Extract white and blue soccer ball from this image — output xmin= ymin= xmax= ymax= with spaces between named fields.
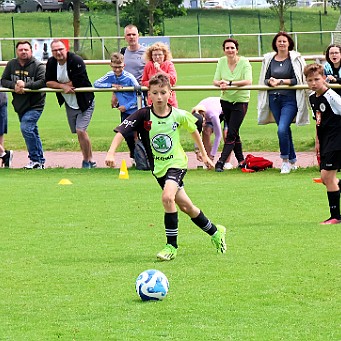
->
xmin=135 ymin=269 xmax=169 ymax=301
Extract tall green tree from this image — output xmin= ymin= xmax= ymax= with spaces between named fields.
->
xmin=73 ymin=0 xmax=81 ymax=52
xmin=267 ymin=0 xmax=297 ymax=31
xmin=120 ymin=0 xmax=186 ymax=36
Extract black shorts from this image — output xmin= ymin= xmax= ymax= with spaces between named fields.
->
xmin=155 ymin=168 xmax=187 ymax=189
xmin=320 ymin=151 xmax=341 ymax=171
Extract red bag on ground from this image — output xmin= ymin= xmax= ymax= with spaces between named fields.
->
xmin=244 ymin=154 xmax=273 ymax=172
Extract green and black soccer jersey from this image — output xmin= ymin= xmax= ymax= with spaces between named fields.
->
xmin=114 ymin=105 xmax=198 ymax=177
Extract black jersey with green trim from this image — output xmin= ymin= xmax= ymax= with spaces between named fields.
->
xmin=309 ymin=88 xmax=341 ymax=154
xmin=114 ymin=105 xmax=198 ymax=177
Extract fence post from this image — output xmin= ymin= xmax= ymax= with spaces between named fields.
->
xmin=319 ymin=11 xmax=323 ymax=45
xmin=48 ymin=16 xmax=52 ymax=37
xmin=258 ymin=12 xmax=262 ymax=55
xmin=228 ymin=12 xmax=232 ymax=36
xmin=89 ymin=16 xmax=93 ymax=52
xmin=290 ymin=11 xmax=293 ymax=32
xmin=197 ymin=13 xmax=202 ymax=58
xmin=11 ymin=16 xmax=15 ymax=58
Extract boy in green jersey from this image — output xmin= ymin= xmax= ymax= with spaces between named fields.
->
xmin=105 ymin=73 xmax=226 ymax=261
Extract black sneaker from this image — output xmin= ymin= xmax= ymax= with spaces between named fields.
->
xmin=215 ymin=161 xmax=224 ymax=172
xmin=82 ymin=160 xmax=97 ymax=168
xmin=2 ymin=150 xmax=13 ymax=168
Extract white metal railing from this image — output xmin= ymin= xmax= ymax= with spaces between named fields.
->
xmin=0 ymin=55 xmax=325 ymax=67
xmin=1 ymin=84 xmax=341 ymax=93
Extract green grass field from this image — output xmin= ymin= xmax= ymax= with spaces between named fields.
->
xmin=1 ymin=8 xmax=340 ymax=341
xmin=1 ymin=168 xmax=340 ymax=340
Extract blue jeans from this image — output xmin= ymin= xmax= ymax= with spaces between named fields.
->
xmin=20 ymin=110 xmax=45 ymax=163
xmin=0 ymin=103 xmax=8 ymax=135
xmin=269 ymin=94 xmax=297 ymax=163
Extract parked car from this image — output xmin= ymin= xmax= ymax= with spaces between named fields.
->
xmin=62 ymin=0 xmax=89 ymax=11
xmin=14 ymin=0 xmax=43 ymax=12
xmin=0 ymin=0 xmax=16 ymax=12
xmin=204 ymin=0 xmax=234 ymax=9
xmin=233 ymin=0 xmax=271 ymax=9
xmin=296 ymin=0 xmax=324 ymax=6
xmin=36 ymin=0 xmax=63 ymax=11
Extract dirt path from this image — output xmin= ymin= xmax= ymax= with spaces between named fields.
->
xmin=8 ymin=151 xmax=318 ymax=169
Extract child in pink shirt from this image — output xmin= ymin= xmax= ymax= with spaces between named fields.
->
xmin=141 ymin=42 xmax=178 ymax=107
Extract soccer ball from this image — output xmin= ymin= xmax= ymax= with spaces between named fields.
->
xmin=135 ymin=269 xmax=169 ymax=301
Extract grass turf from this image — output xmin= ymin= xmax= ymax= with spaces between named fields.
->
xmin=0 ymin=168 xmax=340 ymax=340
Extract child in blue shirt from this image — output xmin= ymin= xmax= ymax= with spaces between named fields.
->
xmin=94 ymin=52 xmax=139 ymax=159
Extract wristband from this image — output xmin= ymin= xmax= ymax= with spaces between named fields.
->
xmin=279 ymin=79 xmax=284 ymax=85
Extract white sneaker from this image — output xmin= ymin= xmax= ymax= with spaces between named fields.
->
xmin=280 ymin=162 xmax=291 ymax=174
xmin=24 ymin=161 xmax=44 ymax=169
xmin=291 ymin=163 xmax=298 ymax=171
xmin=224 ymin=162 xmax=234 ymax=170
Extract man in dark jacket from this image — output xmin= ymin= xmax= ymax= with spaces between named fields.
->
xmin=1 ymin=40 xmax=46 ymax=169
xmin=45 ymin=39 xmax=96 ymax=168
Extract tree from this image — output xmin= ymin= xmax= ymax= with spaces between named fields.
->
xmin=73 ymin=0 xmax=81 ymax=52
xmin=120 ymin=0 xmax=186 ymax=36
xmin=267 ymin=0 xmax=297 ymax=31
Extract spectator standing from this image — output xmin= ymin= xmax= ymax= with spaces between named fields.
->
xmin=258 ymin=31 xmax=309 ymax=174
xmin=304 ymin=63 xmax=341 ymax=225
xmin=118 ymin=24 xmax=146 ymax=107
xmin=141 ymin=42 xmax=178 ymax=107
xmin=0 ymin=92 xmax=13 ymax=167
xmin=105 ymin=73 xmax=226 ymax=261
xmin=213 ymin=38 xmax=252 ymax=172
xmin=94 ymin=52 xmax=139 ymax=161
xmin=324 ymin=44 xmax=341 ymax=96
xmin=1 ymin=40 xmax=45 ymax=169
xmin=45 ymin=39 xmax=96 ymax=169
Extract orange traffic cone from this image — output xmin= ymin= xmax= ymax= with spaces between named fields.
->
xmin=119 ymin=159 xmax=129 ymax=179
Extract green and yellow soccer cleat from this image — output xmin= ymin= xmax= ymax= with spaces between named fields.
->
xmin=156 ymin=244 xmax=177 ymax=261
xmin=211 ymin=225 xmax=227 ymax=254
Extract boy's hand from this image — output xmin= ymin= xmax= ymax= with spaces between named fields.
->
xmin=105 ymin=154 xmax=116 ymax=168
xmin=202 ymin=155 xmax=214 ymax=170
xmin=112 ymin=84 xmax=123 ymax=90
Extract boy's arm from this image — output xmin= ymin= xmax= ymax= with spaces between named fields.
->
xmin=105 ymin=133 xmax=125 ymax=168
xmin=191 ymin=130 xmax=214 ymax=169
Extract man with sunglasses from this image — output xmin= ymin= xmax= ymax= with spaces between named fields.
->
xmin=45 ymin=39 xmax=96 ymax=168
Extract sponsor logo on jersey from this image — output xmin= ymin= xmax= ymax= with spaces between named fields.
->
xmin=319 ymin=103 xmax=326 ymax=112
xmin=120 ymin=119 xmax=136 ymax=128
xmin=151 ymin=134 xmax=172 ymax=154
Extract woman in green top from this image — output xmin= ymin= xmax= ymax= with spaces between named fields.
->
xmin=213 ymin=38 xmax=252 ymax=172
